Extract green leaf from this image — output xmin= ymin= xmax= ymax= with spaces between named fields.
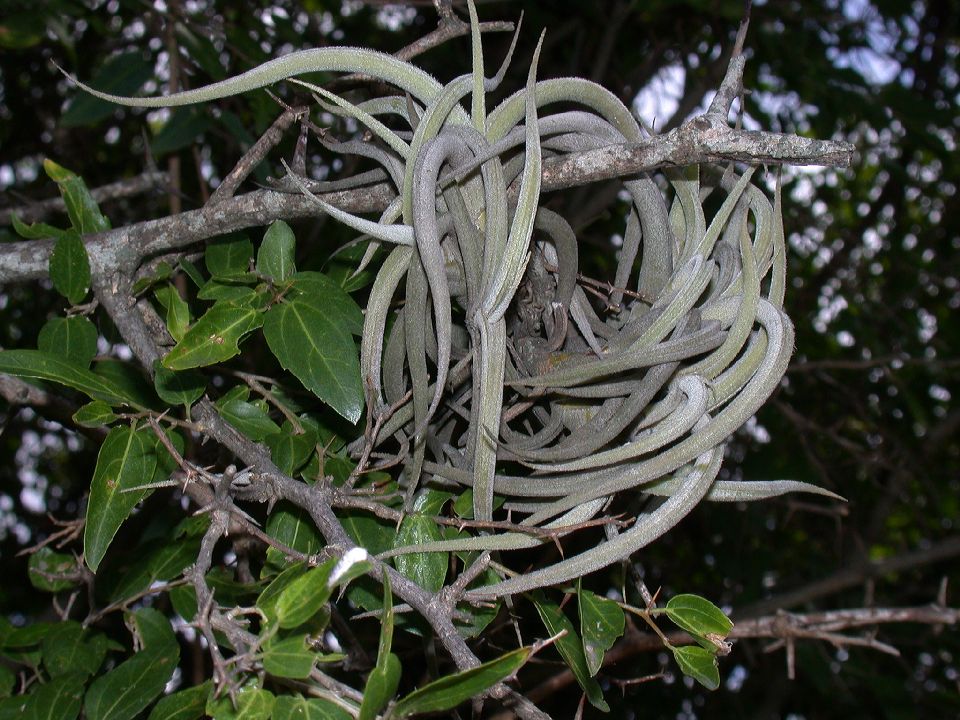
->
xmin=391 ymin=645 xmax=530 ymax=718
xmin=266 ymin=428 xmax=317 ymax=476
xmin=37 ymin=316 xmax=98 ymax=366
xmin=0 ymin=350 xmax=135 ymax=406
xmin=151 ymin=108 xmax=211 ymax=157
xmin=206 ymin=685 xmax=275 ymax=720
xmin=42 ymin=160 xmax=110 ymax=235
xmin=73 ymin=400 xmax=117 ymax=427
xmin=146 ymin=681 xmax=212 ymax=720
xmin=664 ymin=594 xmax=733 ymax=639
xmin=257 ymin=221 xmax=296 ymax=281
xmin=19 ymin=671 xmax=86 ymax=720
xmin=287 ymin=272 xmax=363 ymax=336
xmin=392 ymin=514 xmax=446 ymax=593
xmin=216 ymin=397 xmax=280 ymax=441
xmin=263 ymin=299 xmax=363 ymax=424
xmin=92 ymin=360 xmax=160 ymax=408
xmin=154 ymin=284 xmax=191 ymax=342
xmin=41 ymin=622 xmax=107 ymax=678
xmin=49 ymin=232 xmax=91 ymax=305
xmin=262 ymin=634 xmax=315 ymax=679
xmin=60 ymin=51 xmax=153 ymax=127
xmin=265 ymin=502 xmax=322 ymax=557
xmin=83 ymin=426 xmax=160 ymax=572
xmin=10 ymin=214 xmax=67 ymax=240
xmin=84 ymin=609 xmax=179 ymax=720
xmin=533 ymin=594 xmax=608 ymax=712
xmin=205 ymin=234 xmax=254 ymax=279
xmin=132 ymin=262 xmax=173 ymax=295
xmin=257 ymin=562 xmax=309 ymax=622
xmin=578 ymin=583 xmax=625 ymax=677
xmin=271 ymin=696 xmax=351 ymax=720
xmin=359 ymin=653 xmax=401 ymax=720
xmin=162 ymin=302 xmax=263 ymax=370
xmin=341 ymin=511 xmax=394 ymax=556
xmin=104 ymin=538 xmax=199 ymax=604
xmin=671 ymin=645 xmax=721 ymax=690
xmin=197 ymin=280 xmax=257 ymax=302
xmin=28 ymin=547 xmax=79 ymax=592
xmin=153 ymin=363 xmax=206 ymax=406
xmin=358 ymin=571 xmax=398 ymax=720
xmin=275 ymin=559 xmax=336 ymax=629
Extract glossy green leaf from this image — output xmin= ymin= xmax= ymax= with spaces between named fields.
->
xmin=533 ymin=595 xmax=608 ymax=712
xmin=392 ymin=514 xmax=446 ymax=593
xmin=146 ymin=681 xmax=212 ymax=720
xmin=205 ymin=234 xmax=254 ymax=279
xmin=154 ymin=284 xmax=191 ymax=342
xmin=256 ymin=562 xmax=309 ymax=622
xmin=263 ymin=298 xmax=363 ymax=424
xmin=257 ymin=221 xmax=296 ymax=281
xmin=287 ymin=272 xmax=363 ymax=336
xmin=664 ymin=594 xmax=733 ymax=639
xmin=206 ymin=686 xmax=275 ymax=720
xmin=84 ymin=609 xmax=179 ymax=720
xmin=37 ymin=316 xmax=98 ymax=366
xmin=265 ymin=502 xmax=322 ymax=557
xmin=19 ymin=671 xmax=86 ymax=720
xmin=0 ymin=350 xmax=134 ymax=406
xmin=196 ymin=280 xmax=257 ymax=302
xmin=162 ymin=302 xmax=263 ymax=370
xmin=153 ymin=363 xmax=206 ymax=406
xmin=42 ymin=159 xmax=110 ymax=235
xmin=60 ymin=51 xmax=153 ymax=127
xmin=216 ymin=397 xmax=280 ymax=441
xmin=578 ymin=583 xmax=625 ymax=676
xmin=391 ymin=646 xmax=530 ymax=718
xmin=341 ymin=511 xmax=394 ymax=556
xmin=73 ymin=400 xmax=117 ymax=427
xmin=40 ymin=622 xmax=107 ymax=678
xmin=671 ymin=644 xmax=721 ymax=690
xmin=276 ymin=559 xmax=336 ymax=629
xmin=266 ymin=427 xmax=317 ymax=475
xmin=28 ymin=547 xmax=79 ymax=592
xmin=271 ymin=696 xmax=351 ymax=720
xmin=83 ymin=426 xmax=159 ymax=572
xmin=262 ymin=634 xmax=315 ymax=679
xmin=49 ymin=232 xmax=91 ymax=305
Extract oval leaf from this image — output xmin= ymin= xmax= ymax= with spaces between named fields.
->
xmin=263 ymin=299 xmax=363 ymax=424
xmin=28 ymin=547 xmax=80 ymax=593
xmin=49 ymin=232 xmax=91 ymax=305
xmin=19 ymin=671 xmax=86 ymax=720
xmin=206 ymin=686 xmax=275 ymax=720
xmin=671 ymin=644 xmax=720 ymax=690
xmin=40 ymin=621 xmax=107 ymax=678
xmin=162 ymin=302 xmax=263 ymax=370
xmin=665 ymin=594 xmax=733 ymax=639
xmin=276 ymin=559 xmax=336 ymax=629
xmin=205 ymin=234 xmax=253 ymax=279
xmin=578 ymin=584 xmax=626 ymax=677
xmin=43 ymin=159 xmax=111 ymax=235
xmin=257 ymin=221 xmax=296 ymax=281
xmin=83 ymin=426 xmax=159 ymax=572
xmin=262 ymin=635 xmax=315 ymax=679
xmin=84 ymin=610 xmax=179 ymax=720
xmin=392 ymin=514 xmax=446 ymax=593
xmin=153 ymin=363 xmax=206 ymax=406
xmin=37 ymin=316 xmax=98 ymax=366
xmin=72 ymin=400 xmax=116 ymax=427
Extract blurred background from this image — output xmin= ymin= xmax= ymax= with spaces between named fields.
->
xmin=1 ymin=1 xmax=957 ymax=717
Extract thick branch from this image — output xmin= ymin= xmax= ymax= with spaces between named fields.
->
xmin=0 ymin=118 xmax=853 ymax=285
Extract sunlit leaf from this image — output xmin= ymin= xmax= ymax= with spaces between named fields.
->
xmin=162 ymin=302 xmax=263 ymax=370
xmin=664 ymin=594 xmax=733 ymax=639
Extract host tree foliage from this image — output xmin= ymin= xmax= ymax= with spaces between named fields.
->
xmin=0 ymin=2 xmax=957 ymax=719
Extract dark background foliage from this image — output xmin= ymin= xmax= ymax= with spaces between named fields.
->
xmin=1 ymin=1 xmax=957 ymax=717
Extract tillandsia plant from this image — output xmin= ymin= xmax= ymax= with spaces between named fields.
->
xmin=0 ymin=2 xmax=856 ymax=718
